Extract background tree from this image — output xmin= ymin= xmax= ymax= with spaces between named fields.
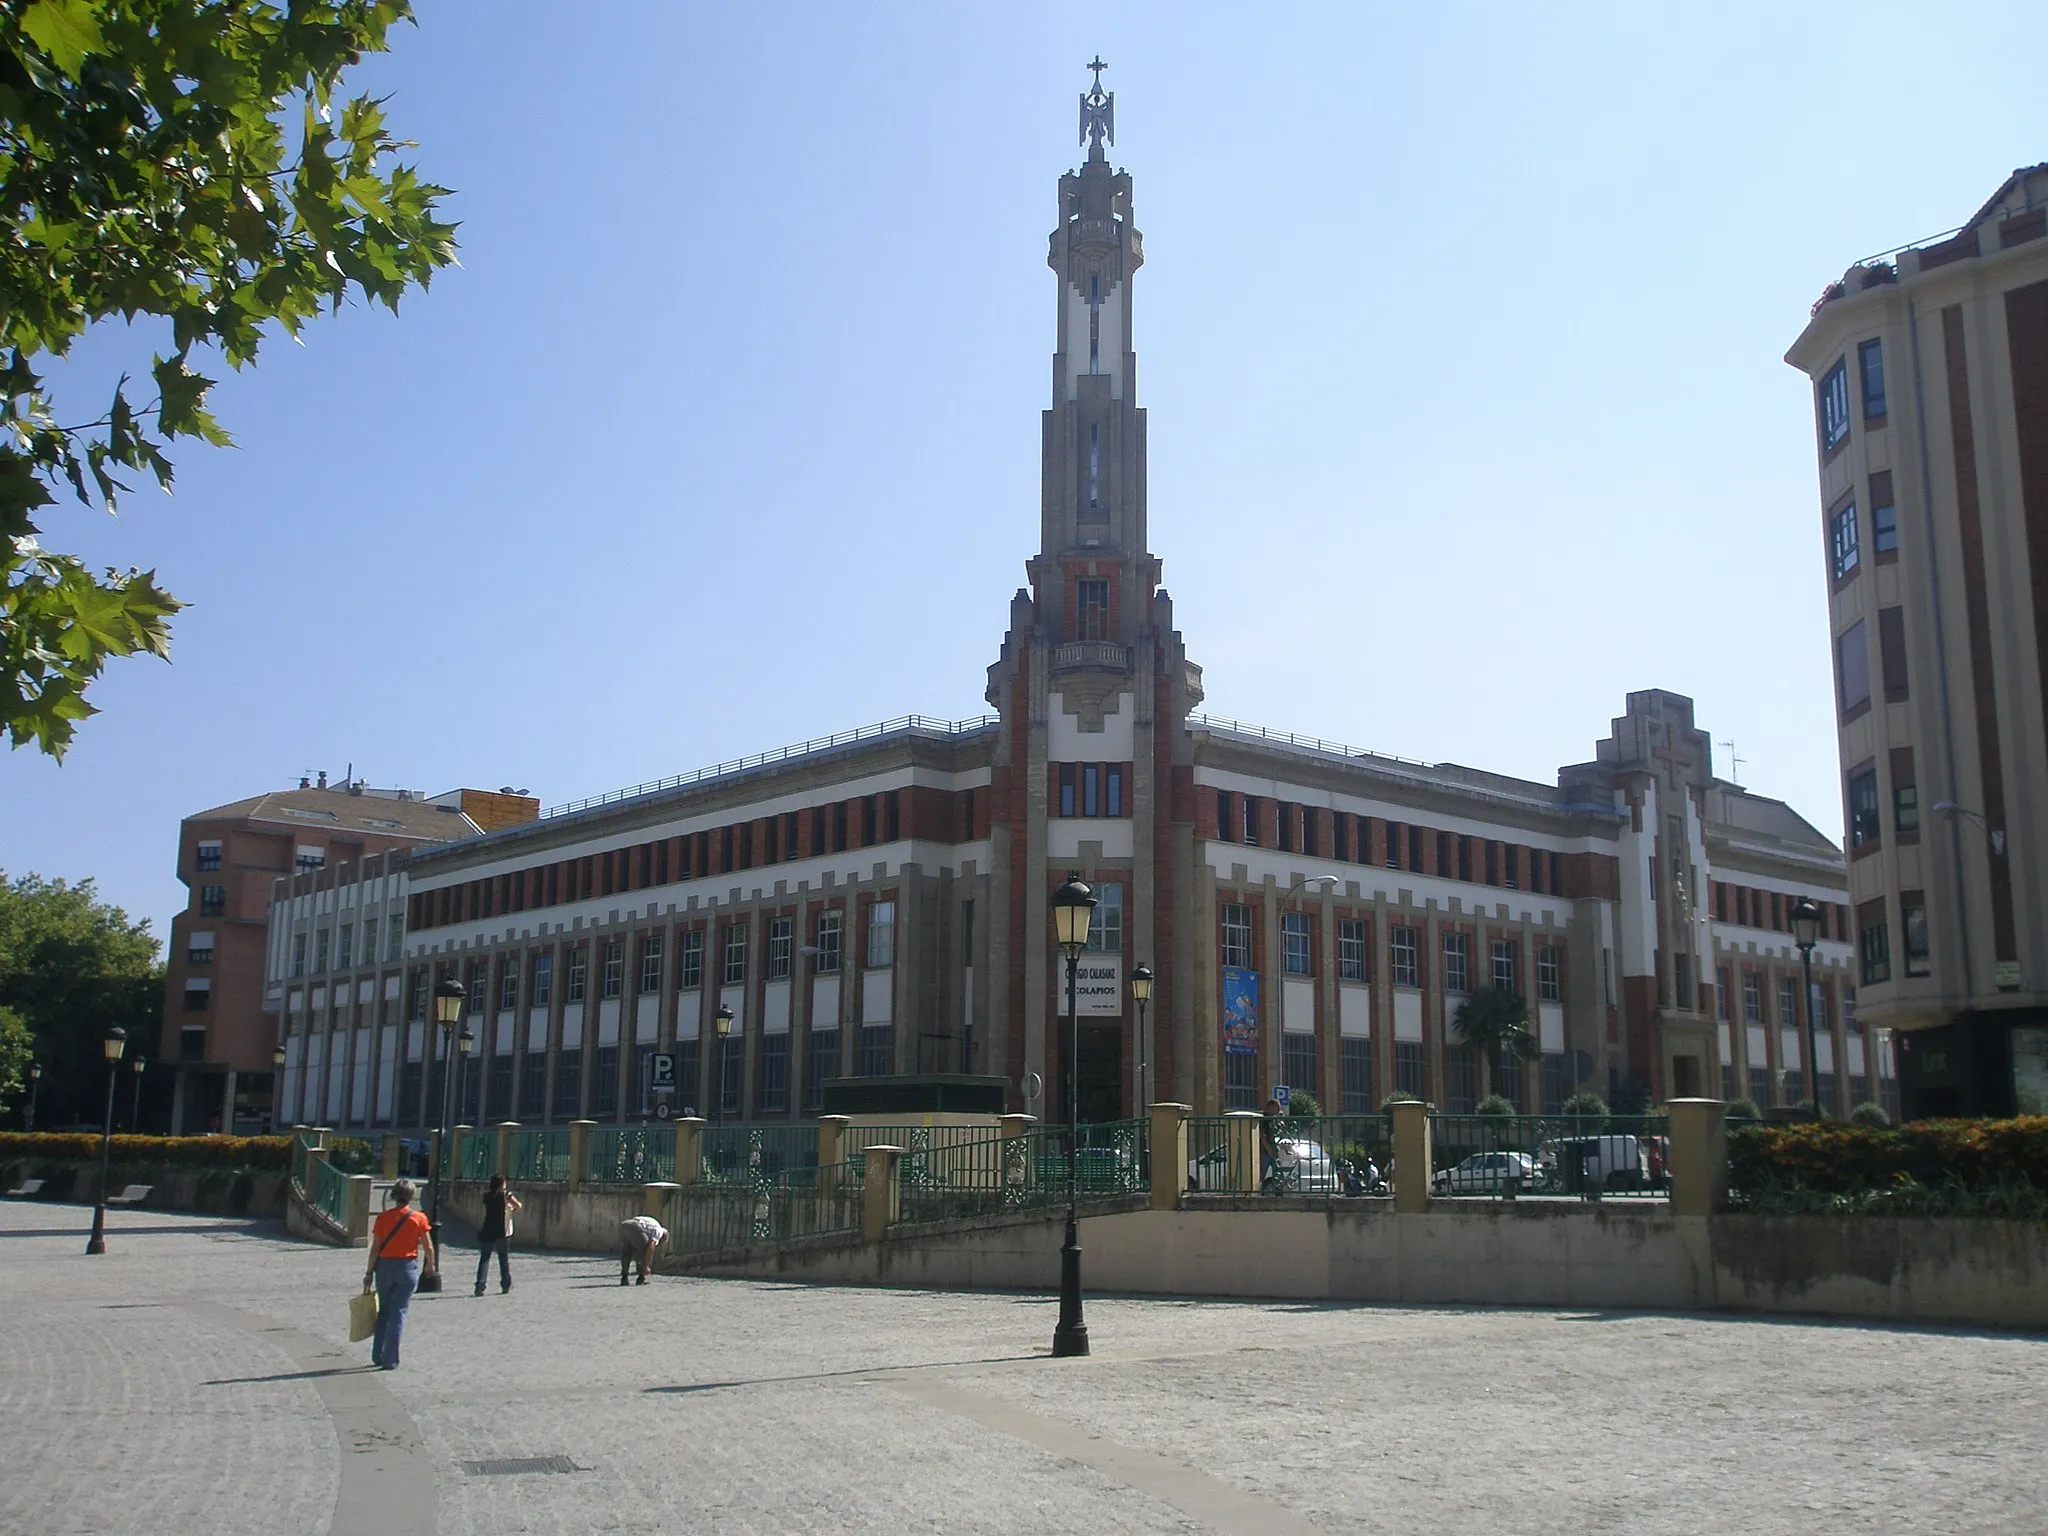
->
xmin=1452 ymin=986 xmax=1540 ymax=1101
xmin=0 ymin=1004 xmax=32 ymax=1120
xmin=0 ymin=872 xmax=163 ymax=1126
xmin=1 ymin=0 xmax=455 ymax=756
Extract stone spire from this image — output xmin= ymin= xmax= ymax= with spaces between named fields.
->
xmin=1079 ymin=56 xmax=1114 ymax=161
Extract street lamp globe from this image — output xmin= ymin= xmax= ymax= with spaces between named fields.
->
xmin=1051 ymin=874 xmax=1097 ymax=957
xmin=714 ymin=1005 xmax=734 ymax=1038
xmin=102 ymin=1026 xmax=127 ymax=1064
xmin=272 ymin=1043 xmax=287 ymax=1070
xmin=457 ymin=1026 xmax=476 ymax=1056
xmin=129 ymin=1056 xmax=145 ymax=1077
xmin=433 ymin=975 xmax=467 ymax=1028
xmin=1128 ymin=963 xmax=1153 ymax=1003
xmin=1789 ymin=898 xmax=1821 ymax=953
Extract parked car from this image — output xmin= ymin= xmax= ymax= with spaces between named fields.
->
xmin=1431 ymin=1150 xmax=1536 ymax=1194
xmin=1187 ymin=1136 xmax=1338 ymax=1194
xmin=1540 ymin=1135 xmax=1651 ymax=1192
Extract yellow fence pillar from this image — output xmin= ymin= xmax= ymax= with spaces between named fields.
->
xmin=862 ymin=1144 xmax=903 ymax=1244
xmin=565 ymin=1120 xmax=595 ymax=1193
xmin=1148 ymin=1103 xmax=1190 ymax=1210
xmin=674 ymin=1117 xmax=705 ymax=1187
xmin=379 ymin=1133 xmax=400 ymax=1180
xmin=1223 ymin=1110 xmax=1262 ymax=1194
xmin=815 ymin=1115 xmax=850 ymax=1199
xmin=643 ymin=1181 xmax=679 ymax=1219
xmin=1391 ymin=1100 xmax=1432 ymax=1213
xmin=494 ymin=1121 xmax=519 ymax=1179
xmin=345 ymin=1173 xmax=373 ymax=1243
xmin=1666 ymin=1098 xmax=1727 ymax=1217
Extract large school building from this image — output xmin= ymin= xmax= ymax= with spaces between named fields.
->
xmin=266 ymin=77 xmax=1876 ymax=1137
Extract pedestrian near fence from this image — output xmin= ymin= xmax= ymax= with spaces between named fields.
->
xmin=474 ymin=1174 xmax=522 ymax=1296
xmin=364 ymin=1180 xmax=435 ymax=1370
xmin=619 ymin=1214 xmax=667 ymax=1285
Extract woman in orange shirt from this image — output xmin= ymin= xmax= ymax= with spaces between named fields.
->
xmin=363 ymin=1180 xmax=436 ymax=1369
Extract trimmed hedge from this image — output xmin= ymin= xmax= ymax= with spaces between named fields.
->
xmin=0 ymin=1133 xmax=290 ymax=1170
xmin=1727 ymin=1117 xmax=2048 ymax=1196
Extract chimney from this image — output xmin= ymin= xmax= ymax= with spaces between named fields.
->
xmin=299 ymin=775 xmax=310 ymax=789
xmin=317 ymin=770 xmax=328 ymax=790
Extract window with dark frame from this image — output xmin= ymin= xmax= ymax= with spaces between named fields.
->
xmin=1836 ymin=619 xmax=1871 ymax=717
xmin=757 ymin=1033 xmax=789 ymax=1114
xmin=767 ymin=917 xmax=793 ymax=981
xmin=1281 ymin=912 xmax=1311 ymax=976
xmin=1818 ymin=356 xmax=1850 ymax=451
xmin=721 ymin=924 xmax=747 ymax=986
xmin=1077 ymin=578 xmax=1109 ymax=642
xmin=814 ymin=910 xmax=842 ymax=974
xmin=639 ymin=935 xmax=663 ymax=994
xmin=1847 ymin=765 xmax=1881 ymax=850
xmin=1878 ymin=607 xmax=1909 ymax=700
xmin=1901 ymin=892 xmax=1930 ymax=977
xmin=531 ymin=952 xmax=552 ymax=1008
xmin=680 ymin=929 xmax=703 ymax=990
xmin=1084 ymin=882 xmax=1123 ymax=953
xmin=1830 ymin=501 xmax=1860 ymax=579
xmin=566 ymin=945 xmax=588 ymax=1003
xmin=1442 ymin=932 xmax=1469 ymax=994
xmin=1858 ymin=900 xmax=1891 ymax=985
xmin=601 ymin=941 xmax=624 ymax=999
xmin=1106 ymin=765 xmax=1124 ymax=817
xmin=866 ymin=901 xmax=895 ymax=969
xmin=200 ymin=884 xmax=226 ymax=916
xmin=1537 ymin=945 xmax=1561 ymax=1002
xmin=1491 ymin=939 xmax=1517 ymax=992
xmin=196 ymin=840 xmax=222 ymax=871
xmin=807 ymin=1027 xmax=837 ymax=1109
xmin=1859 ymin=337 xmax=1886 ymax=419
xmin=1870 ymin=469 xmax=1898 ymax=556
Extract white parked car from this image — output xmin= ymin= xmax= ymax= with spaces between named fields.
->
xmin=1187 ymin=1136 xmax=1338 ymax=1194
xmin=1431 ymin=1151 xmax=1536 ymax=1194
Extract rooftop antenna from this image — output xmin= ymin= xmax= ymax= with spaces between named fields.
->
xmin=1718 ymin=739 xmax=1744 ymax=786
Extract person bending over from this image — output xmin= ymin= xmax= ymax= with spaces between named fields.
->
xmin=619 ymin=1214 xmax=667 ymax=1286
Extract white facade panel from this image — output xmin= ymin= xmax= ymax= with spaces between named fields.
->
xmin=527 ymin=1009 xmax=548 ymax=1053
xmin=675 ymin=992 xmax=701 ymax=1040
xmin=1048 ymin=690 xmax=1134 ymax=761
xmin=597 ymin=998 xmax=621 ymax=1047
xmin=376 ymin=1027 xmax=397 ymax=1121
xmin=1338 ymin=986 xmax=1371 ymax=1038
xmin=861 ymin=970 xmax=893 ymax=1025
xmin=812 ymin=976 xmax=841 ymax=1031
xmin=1539 ymin=1003 xmax=1565 ymax=1053
xmin=1282 ymin=978 xmax=1315 ymax=1033
xmin=763 ymin=981 xmax=791 ymax=1035
xmin=1048 ymin=818 xmax=1136 ymax=860
xmin=350 ymin=1029 xmax=372 ymax=1121
xmin=561 ymin=1003 xmax=584 ymax=1050
xmin=1393 ymin=990 xmax=1423 ymax=1042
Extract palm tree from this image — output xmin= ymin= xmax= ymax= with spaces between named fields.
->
xmin=1453 ymin=986 xmax=1540 ymax=1103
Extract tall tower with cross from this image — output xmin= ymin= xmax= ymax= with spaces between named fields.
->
xmin=983 ymin=65 xmax=1204 ymax=1123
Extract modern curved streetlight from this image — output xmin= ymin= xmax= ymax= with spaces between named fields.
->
xmin=1050 ymin=873 xmax=1097 ymax=1359
xmin=1789 ymin=898 xmax=1822 ymax=1120
xmin=85 ymin=1026 xmax=127 ymax=1254
xmin=1932 ymin=800 xmax=2006 ymax=857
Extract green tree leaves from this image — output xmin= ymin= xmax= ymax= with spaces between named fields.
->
xmin=0 ymin=873 xmax=163 ymax=1126
xmin=1 ymin=0 xmax=456 ymax=756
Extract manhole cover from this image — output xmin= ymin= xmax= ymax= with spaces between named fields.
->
xmin=461 ymin=1456 xmax=588 ymax=1477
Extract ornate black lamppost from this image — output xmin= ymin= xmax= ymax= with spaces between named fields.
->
xmin=1050 ymin=873 xmax=1097 ymax=1359
xmin=1790 ymin=898 xmax=1823 ymax=1120
xmin=85 ymin=1027 xmax=128 ymax=1254
xmin=1128 ymin=963 xmax=1154 ymax=1116
xmin=421 ymin=976 xmax=471 ymax=1293
xmin=128 ymin=1055 xmax=146 ymax=1132
xmin=270 ymin=1043 xmax=287 ymax=1134
xmin=713 ymin=1005 xmax=734 ymax=1128
xmin=25 ymin=1061 xmax=40 ymax=1131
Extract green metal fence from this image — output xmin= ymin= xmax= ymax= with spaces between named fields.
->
xmin=1427 ymin=1113 xmax=1670 ymax=1200
xmin=584 ymin=1125 xmax=675 ymax=1185
xmin=293 ymin=1130 xmax=320 ymax=1188
xmin=459 ymin=1131 xmax=494 ymax=1182
xmin=308 ymin=1153 xmax=351 ymax=1229
xmin=508 ymin=1127 xmax=571 ymax=1182
xmin=663 ymin=1159 xmax=863 ymax=1256
xmin=700 ymin=1124 xmax=818 ymax=1183
xmin=1186 ymin=1114 xmax=1258 ymax=1193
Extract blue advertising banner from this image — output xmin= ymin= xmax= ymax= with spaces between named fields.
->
xmin=1221 ymin=967 xmax=1259 ymax=1056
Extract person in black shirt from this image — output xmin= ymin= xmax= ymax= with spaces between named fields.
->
xmin=474 ymin=1173 xmax=522 ymax=1296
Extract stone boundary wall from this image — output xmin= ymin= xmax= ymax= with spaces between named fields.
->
xmin=444 ymin=1178 xmax=646 ymax=1255
xmin=688 ymin=1201 xmax=2048 ymax=1330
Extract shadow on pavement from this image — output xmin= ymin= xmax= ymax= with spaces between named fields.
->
xmin=204 ymin=1366 xmax=378 ymax=1387
xmin=645 ymin=1352 xmax=1043 ymax=1395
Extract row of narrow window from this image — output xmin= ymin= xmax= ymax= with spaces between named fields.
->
xmin=1215 ymin=903 xmax=1563 ymax=1000
xmin=1213 ymin=790 xmax=1566 ymax=896
xmin=412 ymin=789 xmax=972 ymax=931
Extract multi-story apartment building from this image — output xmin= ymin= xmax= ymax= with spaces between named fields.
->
xmin=267 ymin=77 xmax=1864 ymax=1137
xmin=1787 ymin=164 xmax=2048 ymax=1118
xmin=162 ymin=777 xmax=530 ymax=1133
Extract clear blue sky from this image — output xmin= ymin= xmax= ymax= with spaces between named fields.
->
xmin=5 ymin=2 xmax=2042 ymax=944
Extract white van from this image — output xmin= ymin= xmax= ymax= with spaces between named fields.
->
xmin=1542 ymin=1135 xmax=1649 ymax=1193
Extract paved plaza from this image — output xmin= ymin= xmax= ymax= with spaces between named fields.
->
xmin=1 ymin=1201 xmax=2043 ymax=1535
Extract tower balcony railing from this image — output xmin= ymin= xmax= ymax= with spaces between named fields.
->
xmin=1050 ymin=640 xmax=1132 ymax=675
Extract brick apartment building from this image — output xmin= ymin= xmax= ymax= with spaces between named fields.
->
xmin=1787 ymin=164 xmax=2048 ymax=1117
xmin=264 ymin=77 xmax=1875 ymax=1139
xmin=161 ymin=777 xmax=532 ymax=1133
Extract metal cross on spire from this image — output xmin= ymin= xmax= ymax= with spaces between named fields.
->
xmin=1079 ymin=57 xmax=1114 ymax=157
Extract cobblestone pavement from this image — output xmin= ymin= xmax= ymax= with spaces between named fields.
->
xmin=3 ymin=1201 xmax=2044 ymax=1535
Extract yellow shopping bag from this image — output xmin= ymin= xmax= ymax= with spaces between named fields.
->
xmin=348 ymin=1287 xmax=378 ymax=1343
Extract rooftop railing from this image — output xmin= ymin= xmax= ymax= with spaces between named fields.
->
xmin=541 ymin=714 xmax=1000 ymax=820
